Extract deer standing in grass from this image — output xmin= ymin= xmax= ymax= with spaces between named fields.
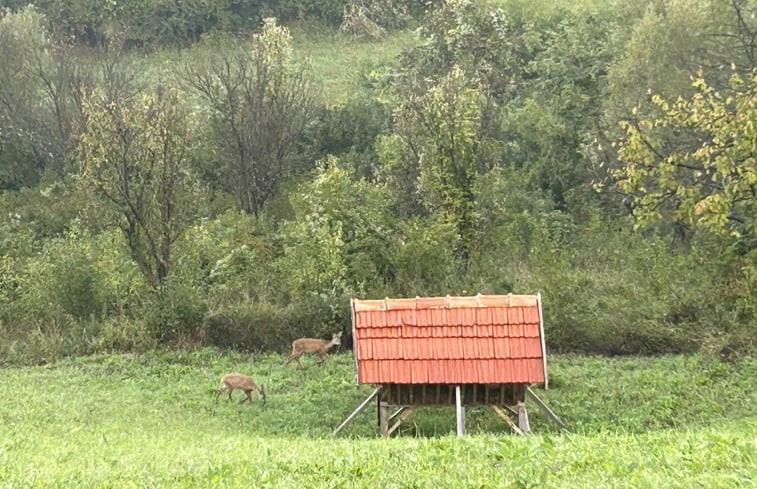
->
xmin=285 ymin=332 xmax=342 ymax=368
xmin=215 ymin=373 xmax=266 ymax=405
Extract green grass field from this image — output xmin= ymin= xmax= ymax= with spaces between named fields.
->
xmin=289 ymin=22 xmax=418 ymax=105
xmin=0 ymin=351 xmax=754 ymax=488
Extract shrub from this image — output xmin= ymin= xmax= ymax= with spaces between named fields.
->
xmin=144 ymin=276 xmax=208 ymax=345
xmin=205 ymin=297 xmax=341 ymax=352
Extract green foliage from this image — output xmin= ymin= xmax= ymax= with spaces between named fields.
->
xmin=145 ymin=275 xmax=208 ymax=344
xmin=0 ymin=225 xmax=150 ymax=364
xmin=531 ymin=220 xmax=737 ymax=355
xmin=275 ymin=160 xmax=396 ymax=306
xmin=78 ymin=86 xmax=200 ymax=285
xmin=501 ymin=8 xmax=619 ymax=208
xmin=401 ymin=0 xmax=523 ymax=101
xmin=615 ymin=72 xmax=757 ymax=245
xmin=302 ymin=95 xmax=389 ymax=179
xmin=381 ymin=65 xmax=494 ymax=262
xmin=205 ymin=301 xmax=292 ymax=352
xmin=4 ymin=0 xmax=355 ymax=47
xmin=274 ymin=0 xmax=351 ymax=25
xmin=392 ymin=217 xmax=461 ymax=296
xmin=4 ymin=224 xmax=146 ymax=323
xmin=180 ymin=19 xmax=318 ymax=216
xmin=2 ymin=0 xmax=756 ymax=361
xmin=0 ymin=6 xmax=49 ymax=190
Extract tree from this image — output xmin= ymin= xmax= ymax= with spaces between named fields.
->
xmin=379 ymin=66 xmax=488 ymax=264
xmin=613 ymin=71 xmax=757 ymax=246
xmin=0 ymin=7 xmax=141 ymax=188
xmin=0 ymin=7 xmax=49 ymax=190
xmin=77 ymin=87 xmax=199 ymax=286
xmin=180 ymin=18 xmax=318 ymax=216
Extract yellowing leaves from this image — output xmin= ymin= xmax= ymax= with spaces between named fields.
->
xmin=613 ymin=71 xmax=757 ymax=241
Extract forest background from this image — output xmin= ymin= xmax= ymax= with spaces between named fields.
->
xmin=0 ymin=0 xmax=754 ymax=365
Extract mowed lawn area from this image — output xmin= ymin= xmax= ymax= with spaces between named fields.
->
xmin=0 ymin=351 xmax=754 ymax=488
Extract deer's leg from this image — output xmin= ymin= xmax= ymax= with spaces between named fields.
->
xmin=215 ymin=387 xmax=225 ymax=402
xmin=227 ymin=388 xmax=234 ymax=402
xmin=240 ymin=390 xmax=252 ymax=404
xmin=285 ymin=352 xmax=298 ymax=366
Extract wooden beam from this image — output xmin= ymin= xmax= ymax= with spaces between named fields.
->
xmin=537 ymin=292 xmax=548 ymax=389
xmin=388 ymin=406 xmax=408 ymax=423
xmin=387 ymin=406 xmax=416 ymax=436
xmin=379 ymin=401 xmax=389 ymax=436
xmin=491 ymin=405 xmax=524 ymax=436
xmin=517 ymin=401 xmax=530 ymax=434
xmin=333 ymin=387 xmax=383 ymax=436
xmin=526 ymin=387 xmax=568 ymax=431
xmin=455 ymin=385 xmax=466 ymax=436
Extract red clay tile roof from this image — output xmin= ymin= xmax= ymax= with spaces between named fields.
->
xmin=351 ymin=294 xmax=547 ymax=385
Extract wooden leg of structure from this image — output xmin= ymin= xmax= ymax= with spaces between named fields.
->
xmin=379 ymin=401 xmax=389 ymax=436
xmin=525 ymin=387 xmax=568 ymax=431
xmin=491 ymin=405 xmax=525 ymax=435
xmin=388 ymin=406 xmax=408 ymax=423
xmin=386 ymin=406 xmax=416 ymax=436
xmin=455 ymin=385 xmax=466 ymax=436
xmin=517 ymin=400 xmax=530 ymax=434
xmin=333 ymin=386 xmax=383 ymax=436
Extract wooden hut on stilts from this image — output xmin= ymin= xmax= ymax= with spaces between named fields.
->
xmin=334 ymin=293 xmax=566 ymax=436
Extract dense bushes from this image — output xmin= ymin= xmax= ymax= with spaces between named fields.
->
xmin=2 ymin=188 xmax=751 ymax=365
xmin=0 ymin=1 xmax=754 ymax=365
xmin=2 ymin=0 xmax=394 ymax=46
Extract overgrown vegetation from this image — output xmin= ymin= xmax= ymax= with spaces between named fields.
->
xmin=0 ymin=0 xmax=755 ymax=365
xmin=0 ymin=351 xmax=753 ymax=487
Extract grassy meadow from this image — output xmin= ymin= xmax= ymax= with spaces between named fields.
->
xmin=0 ymin=350 xmax=754 ymax=488
xmin=289 ymin=23 xmax=418 ymax=105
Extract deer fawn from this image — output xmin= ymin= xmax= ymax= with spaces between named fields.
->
xmin=285 ymin=332 xmax=342 ymax=368
xmin=215 ymin=373 xmax=266 ymax=405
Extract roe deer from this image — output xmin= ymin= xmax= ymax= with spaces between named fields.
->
xmin=215 ymin=373 xmax=266 ymax=405
xmin=285 ymin=332 xmax=342 ymax=368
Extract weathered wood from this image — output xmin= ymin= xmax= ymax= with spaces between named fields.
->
xmin=491 ymin=405 xmax=525 ymax=436
xmin=379 ymin=401 xmax=389 ymax=436
xmin=537 ymin=292 xmax=548 ymax=389
xmin=455 ymin=385 xmax=466 ymax=436
xmin=517 ymin=400 xmax=530 ymax=434
xmin=381 ymin=383 xmax=524 ymax=406
xmin=387 ymin=406 xmax=416 ymax=436
xmin=333 ymin=386 xmax=382 ymax=436
xmin=388 ymin=406 xmax=408 ymax=423
xmin=526 ymin=387 xmax=567 ymax=430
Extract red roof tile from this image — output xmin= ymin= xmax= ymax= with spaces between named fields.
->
xmin=352 ymin=294 xmax=547 ymax=385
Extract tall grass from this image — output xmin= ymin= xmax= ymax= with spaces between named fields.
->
xmin=289 ymin=22 xmax=418 ymax=105
xmin=0 ymin=351 xmax=753 ymax=487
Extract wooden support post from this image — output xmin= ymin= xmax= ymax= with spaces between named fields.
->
xmin=387 ymin=406 xmax=416 ymax=436
xmin=517 ymin=400 xmax=530 ymax=434
xmin=491 ymin=405 xmax=524 ymax=435
xmin=526 ymin=387 xmax=568 ymax=431
xmin=379 ymin=401 xmax=389 ymax=436
xmin=388 ymin=406 xmax=407 ymax=423
xmin=455 ymin=385 xmax=466 ymax=436
xmin=333 ymin=387 xmax=382 ymax=436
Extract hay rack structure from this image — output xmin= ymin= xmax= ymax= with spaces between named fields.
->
xmin=334 ymin=293 xmax=566 ymax=436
